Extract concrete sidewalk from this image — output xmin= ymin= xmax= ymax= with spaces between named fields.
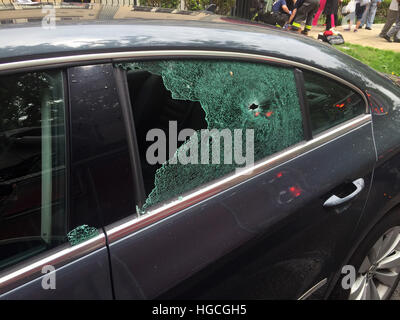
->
xmin=308 ymin=23 xmax=400 ymax=52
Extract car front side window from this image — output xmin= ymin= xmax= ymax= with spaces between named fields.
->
xmin=0 ymin=70 xmax=67 ymax=272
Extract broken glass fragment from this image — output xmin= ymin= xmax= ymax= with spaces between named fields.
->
xmin=67 ymin=225 xmax=99 ymax=246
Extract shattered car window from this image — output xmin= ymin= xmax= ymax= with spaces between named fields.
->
xmin=117 ymin=60 xmax=304 ymax=210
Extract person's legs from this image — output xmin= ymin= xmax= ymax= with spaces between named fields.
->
xmin=258 ymin=11 xmax=276 ymax=25
xmin=326 ymin=13 xmax=332 ymax=30
xmin=342 ymin=12 xmax=355 ymax=30
xmin=303 ymin=0 xmax=320 ymax=34
xmin=380 ymin=9 xmax=398 ymax=36
xmin=395 ymin=29 xmax=400 ymax=42
xmin=387 ymin=16 xmax=400 ymax=40
xmin=292 ymin=3 xmax=308 ymax=31
xmin=341 ymin=12 xmax=349 ymax=25
xmin=360 ymin=2 xmax=371 ymax=27
xmin=355 ymin=3 xmax=367 ymax=30
xmin=276 ymin=12 xmax=290 ymax=27
xmin=312 ymin=0 xmax=327 ymax=25
xmin=350 ymin=11 xmax=355 ymax=25
xmin=348 ymin=12 xmax=353 ymax=30
xmin=366 ymin=0 xmax=378 ymax=28
xmin=330 ymin=14 xmax=336 ymax=28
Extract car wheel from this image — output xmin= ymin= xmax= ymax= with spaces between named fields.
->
xmin=331 ymin=209 xmax=400 ymax=300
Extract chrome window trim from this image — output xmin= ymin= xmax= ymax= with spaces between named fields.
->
xmin=0 ymin=49 xmax=370 ymax=294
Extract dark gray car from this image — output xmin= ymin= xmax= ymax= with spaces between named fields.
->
xmin=0 ymin=3 xmax=400 ymax=300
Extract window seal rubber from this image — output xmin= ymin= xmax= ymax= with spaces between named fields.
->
xmin=113 ymin=66 xmax=146 ymax=209
xmin=294 ymin=68 xmax=313 ymax=141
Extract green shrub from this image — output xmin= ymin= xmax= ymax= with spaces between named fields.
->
xmin=185 ymin=0 xmax=209 ymax=11
xmin=140 ymin=0 xmax=179 ymax=8
xmin=140 ymin=0 xmax=235 ymax=15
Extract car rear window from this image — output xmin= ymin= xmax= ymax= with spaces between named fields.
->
xmin=302 ymin=70 xmax=366 ymax=135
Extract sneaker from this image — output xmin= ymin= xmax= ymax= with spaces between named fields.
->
xmin=354 ymin=28 xmax=358 ymax=32
xmin=394 ymin=39 xmax=400 ymax=43
xmin=366 ymin=27 xmax=372 ymax=30
xmin=384 ymin=35 xmax=393 ymax=42
xmin=330 ymin=28 xmax=338 ymax=34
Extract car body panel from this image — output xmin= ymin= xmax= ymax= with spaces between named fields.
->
xmin=0 ymin=246 xmax=112 ymax=299
xmin=109 ymin=121 xmax=375 ymax=299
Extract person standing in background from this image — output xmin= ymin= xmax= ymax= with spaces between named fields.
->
xmin=351 ymin=0 xmax=369 ymax=31
xmin=324 ymin=0 xmax=341 ymax=30
xmin=379 ymin=0 xmax=399 ymax=37
xmin=342 ymin=0 xmax=356 ymax=30
xmin=312 ymin=0 xmax=327 ymax=25
xmin=384 ymin=1 xmax=400 ymax=42
xmin=385 ymin=18 xmax=400 ymax=42
xmin=360 ymin=0 xmax=382 ymax=30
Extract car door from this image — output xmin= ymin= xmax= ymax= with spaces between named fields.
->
xmin=0 ymin=67 xmax=114 ymax=299
xmin=100 ymin=53 xmax=376 ymax=300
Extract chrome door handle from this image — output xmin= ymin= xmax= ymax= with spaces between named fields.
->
xmin=323 ymin=178 xmax=365 ymax=208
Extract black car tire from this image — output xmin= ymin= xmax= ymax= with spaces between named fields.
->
xmin=331 ymin=207 xmax=400 ymax=300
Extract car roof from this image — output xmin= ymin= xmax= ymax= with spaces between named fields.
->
xmin=0 ymin=3 xmax=392 ymax=92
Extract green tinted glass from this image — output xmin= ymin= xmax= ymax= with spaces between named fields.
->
xmin=119 ymin=60 xmax=304 ymax=210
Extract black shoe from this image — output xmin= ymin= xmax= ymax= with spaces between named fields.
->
xmin=359 ymin=25 xmax=363 ymax=29
xmin=366 ymin=27 xmax=372 ymax=30
xmin=301 ymin=30 xmax=309 ymax=36
xmin=394 ymin=39 xmax=400 ymax=43
xmin=384 ymin=35 xmax=393 ymax=42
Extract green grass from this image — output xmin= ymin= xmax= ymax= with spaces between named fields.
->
xmin=334 ymin=43 xmax=400 ymax=77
